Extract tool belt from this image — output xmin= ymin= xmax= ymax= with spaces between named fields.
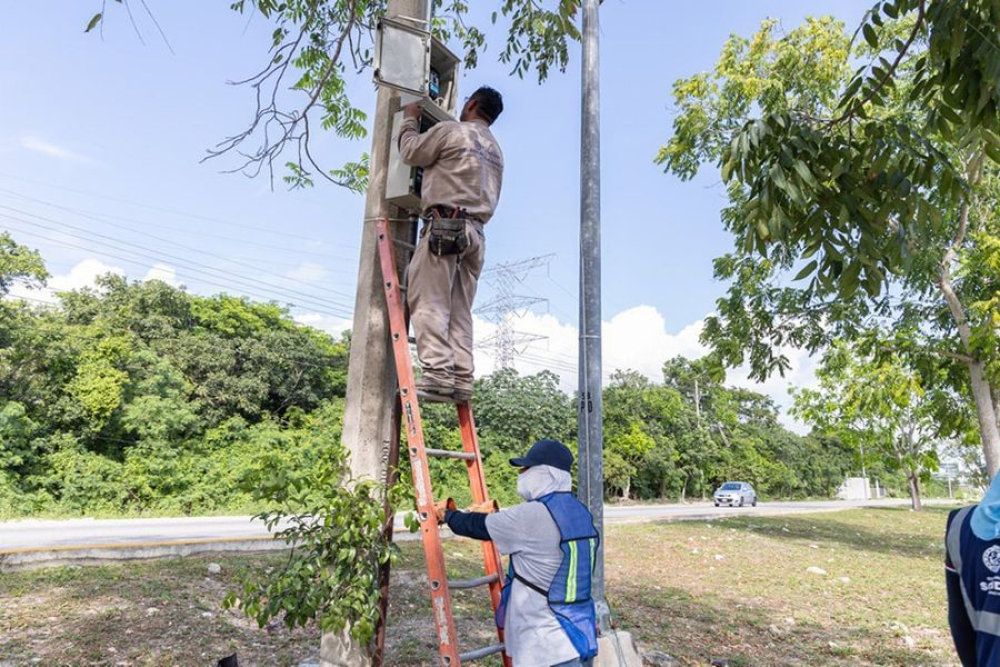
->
xmin=425 ymin=205 xmax=471 ymax=256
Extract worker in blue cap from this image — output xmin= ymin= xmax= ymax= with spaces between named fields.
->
xmin=435 ymin=439 xmax=600 ymax=667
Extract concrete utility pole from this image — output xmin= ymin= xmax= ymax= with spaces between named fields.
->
xmin=320 ymin=1 xmax=428 ymax=665
xmin=577 ymin=0 xmax=607 ymax=621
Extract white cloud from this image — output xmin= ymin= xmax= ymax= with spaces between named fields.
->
xmin=470 ymin=304 xmax=817 ymax=433
xmin=472 ymin=306 xmax=709 ymax=389
xmin=286 ymin=262 xmax=329 ymax=283
xmin=290 ymin=301 xmax=819 ymax=432
xmin=294 ymin=312 xmax=353 ymax=338
xmin=6 ymin=258 xmax=124 ymax=305
xmin=20 ymin=136 xmax=95 ymax=165
xmin=143 ymin=263 xmax=179 ymax=286
xmin=50 ymin=258 xmax=124 ymax=291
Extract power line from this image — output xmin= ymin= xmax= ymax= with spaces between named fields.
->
xmin=1 ymin=211 xmax=357 ymax=317
xmin=0 ymin=172 xmax=360 ymax=248
xmin=0 ymin=204 xmax=357 ymax=311
xmin=1 ymin=220 xmax=354 ymax=321
xmin=0 ymin=192 xmax=359 ymax=299
xmin=0 ymin=186 xmax=361 ymax=273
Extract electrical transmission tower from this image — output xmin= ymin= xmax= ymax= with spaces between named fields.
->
xmin=475 ymin=254 xmax=554 ymax=370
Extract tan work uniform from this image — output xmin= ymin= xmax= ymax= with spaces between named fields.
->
xmin=398 ymin=116 xmax=504 ymax=393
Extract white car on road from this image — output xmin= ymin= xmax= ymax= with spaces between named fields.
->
xmin=714 ymin=482 xmax=758 ymax=507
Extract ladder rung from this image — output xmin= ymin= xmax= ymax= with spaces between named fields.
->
xmin=449 ymin=573 xmax=500 ymax=590
xmin=425 ymin=448 xmax=476 ymax=461
xmin=408 ymin=335 xmax=417 ymax=344
xmin=459 ymin=643 xmax=505 ymax=661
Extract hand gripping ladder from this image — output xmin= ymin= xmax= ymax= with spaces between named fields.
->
xmin=375 ymin=218 xmax=511 ymax=666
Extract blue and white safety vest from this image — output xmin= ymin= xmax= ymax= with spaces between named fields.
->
xmin=947 ymin=506 xmax=1000 ymax=665
xmin=496 ymin=491 xmax=600 ymax=660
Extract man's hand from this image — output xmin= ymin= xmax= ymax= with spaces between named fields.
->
xmin=433 ymin=498 xmax=456 ymax=523
xmin=403 ymin=102 xmax=422 ymax=120
xmin=466 ymin=500 xmax=499 ymax=514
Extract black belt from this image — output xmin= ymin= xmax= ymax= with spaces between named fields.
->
xmin=427 ymin=204 xmax=482 ymax=223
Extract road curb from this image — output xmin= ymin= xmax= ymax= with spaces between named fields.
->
xmin=0 ymin=527 xmax=420 ymax=571
xmin=0 ymin=536 xmax=289 ymax=572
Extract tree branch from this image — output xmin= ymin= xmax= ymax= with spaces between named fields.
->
xmin=937 ymin=150 xmax=986 ymax=349
xmin=829 ymin=0 xmax=926 ymax=126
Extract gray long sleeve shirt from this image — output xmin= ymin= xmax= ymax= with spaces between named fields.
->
xmin=485 ymin=504 xmax=579 ymax=667
xmin=397 ymin=117 xmax=504 ymax=223
xmin=482 ymin=465 xmax=582 ymax=667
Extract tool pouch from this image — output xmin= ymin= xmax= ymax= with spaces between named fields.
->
xmin=427 ymin=218 xmax=469 ymax=256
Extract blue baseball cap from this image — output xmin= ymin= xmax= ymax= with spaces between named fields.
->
xmin=509 ymin=439 xmax=573 ymax=472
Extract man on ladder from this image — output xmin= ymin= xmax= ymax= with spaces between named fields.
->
xmin=436 ymin=439 xmax=600 ymax=667
xmin=398 ymin=86 xmax=505 ymax=404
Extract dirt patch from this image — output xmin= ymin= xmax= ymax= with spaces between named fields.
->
xmin=0 ymin=508 xmax=959 ymax=666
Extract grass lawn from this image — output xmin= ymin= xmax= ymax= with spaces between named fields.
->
xmin=0 ymin=507 xmax=958 ymax=666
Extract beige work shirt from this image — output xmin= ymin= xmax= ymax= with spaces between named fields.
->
xmin=398 ymin=117 xmax=504 ymax=223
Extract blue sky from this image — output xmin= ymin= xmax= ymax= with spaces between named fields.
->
xmin=0 ymin=0 xmax=874 ymax=422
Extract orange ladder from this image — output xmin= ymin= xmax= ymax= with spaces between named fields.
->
xmin=376 ymin=217 xmax=511 ymax=666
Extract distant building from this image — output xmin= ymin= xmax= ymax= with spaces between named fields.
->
xmin=836 ymin=477 xmax=885 ymax=500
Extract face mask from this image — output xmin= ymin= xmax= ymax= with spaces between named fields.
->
xmin=516 ymin=471 xmax=532 ymax=501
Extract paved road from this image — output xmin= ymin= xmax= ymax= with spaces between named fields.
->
xmin=0 ymin=499 xmax=926 ymax=553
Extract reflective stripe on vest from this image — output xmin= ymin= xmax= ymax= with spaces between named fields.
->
xmin=945 ymin=506 xmax=1000 ymax=635
xmin=537 ymin=492 xmax=600 ymax=659
xmin=566 ymin=541 xmax=579 ymax=603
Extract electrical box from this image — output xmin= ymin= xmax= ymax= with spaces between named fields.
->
xmin=374 ymin=17 xmax=461 ymax=117
xmin=385 ymin=109 xmax=433 ymax=210
xmin=375 ymin=17 xmax=462 ymax=210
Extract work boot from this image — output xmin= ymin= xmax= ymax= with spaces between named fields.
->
xmin=416 ymin=382 xmax=455 ymax=403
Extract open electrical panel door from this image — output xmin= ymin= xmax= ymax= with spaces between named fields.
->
xmin=374 ymin=17 xmax=461 ymax=119
xmin=374 ymin=18 xmax=432 ymax=98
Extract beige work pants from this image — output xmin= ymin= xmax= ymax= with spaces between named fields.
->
xmin=407 ymin=219 xmax=485 ymax=392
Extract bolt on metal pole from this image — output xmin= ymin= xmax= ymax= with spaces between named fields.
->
xmin=578 ymin=0 xmax=607 ymax=624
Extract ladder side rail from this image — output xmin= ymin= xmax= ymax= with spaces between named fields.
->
xmin=376 ymin=219 xmax=461 ymax=666
xmin=373 ymin=393 xmax=403 ymax=664
xmin=457 ymin=403 xmax=511 ymax=667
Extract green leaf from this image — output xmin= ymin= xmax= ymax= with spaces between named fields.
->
xmin=721 ymin=156 xmax=735 ymax=183
xmin=939 ymin=104 xmax=963 ymax=126
xmin=862 ymin=23 xmax=879 ymax=49
xmin=985 ymin=142 xmax=1000 ymax=166
xmin=85 ymin=13 xmax=103 ymax=33
xmin=840 ymin=260 xmax=862 ymax=298
xmin=793 ymin=260 xmax=818 ymax=281
xmin=793 ymin=160 xmax=819 ymax=190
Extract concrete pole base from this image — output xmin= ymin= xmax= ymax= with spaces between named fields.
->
xmin=595 ymin=630 xmax=643 ymax=667
xmin=320 ymin=626 xmax=371 ymax=667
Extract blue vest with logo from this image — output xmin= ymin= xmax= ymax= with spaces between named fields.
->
xmin=947 ymin=506 xmax=1000 ymax=665
xmin=495 ymin=491 xmax=600 ymax=659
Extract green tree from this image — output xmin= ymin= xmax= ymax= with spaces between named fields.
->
xmin=471 ymin=368 xmax=575 ymax=451
xmin=0 ymin=232 xmax=47 ymax=298
xmin=660 ymin=3 xmax=1000 ymax=476
xmin=793 ymin=343 xmax=941 ymax=510
xmin=0 ymin=240 xmax=354 ymax=517
xmin=604 ymin=370 xmax=680 ymax=499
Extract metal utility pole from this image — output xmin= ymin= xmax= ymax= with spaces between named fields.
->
xmin=577 ymin=0 xmax=607 ymax=621
xmin=321 ymin=1 xmax=428 ymax=665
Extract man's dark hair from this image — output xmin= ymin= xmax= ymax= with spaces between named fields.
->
xmin=470 ymin=86 xmax=503 ymax=123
